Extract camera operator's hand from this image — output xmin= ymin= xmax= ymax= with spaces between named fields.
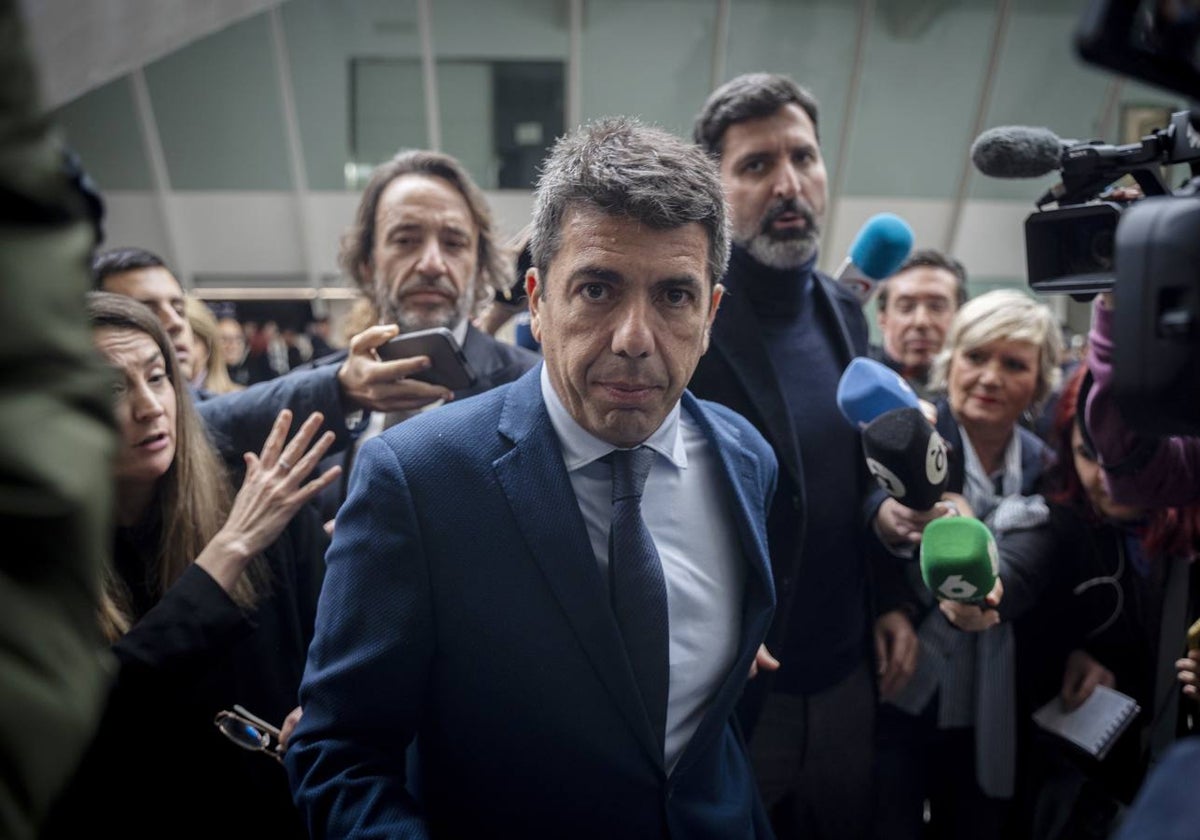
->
xmin=1176 ymin=649 xmax=1200 ymax=702
xmin=1101 ymin=185 xmax=1143 ymax=203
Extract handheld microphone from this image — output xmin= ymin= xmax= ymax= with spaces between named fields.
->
xmin=836 ymin=357 xmax=920 ymax=428
xmin=920 ymin=517 xmax=998 ymax=603
xmin=834 ymin=213 xmax=914 ymax=304
xmin=861 ymin=406 xmax=949 ymax=512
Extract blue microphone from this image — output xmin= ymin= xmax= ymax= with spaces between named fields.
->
xmin=834 ymin=213 xmax=915 ymax=304
xmin=837 ymin=356 xmax=920 ymax=428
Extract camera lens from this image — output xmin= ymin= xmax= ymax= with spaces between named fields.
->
xmin=1088 ymin=227 xmax=1115 ymax=270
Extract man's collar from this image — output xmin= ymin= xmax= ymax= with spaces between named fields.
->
xmin=539 ymin=365 xmax=687 ymax=471
xmin=450 ymin=317 xmax=469 ymax=346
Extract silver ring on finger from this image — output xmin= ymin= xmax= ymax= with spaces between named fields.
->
xmin=278 ymin=458 xmax=293 ymax=472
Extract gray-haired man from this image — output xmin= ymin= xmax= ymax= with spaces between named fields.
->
xmin=288 ymin=117 xmax=779 ymax=839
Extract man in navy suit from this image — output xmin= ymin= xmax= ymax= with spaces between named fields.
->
xmin=287 ymin=117 xmax=779 ymax=839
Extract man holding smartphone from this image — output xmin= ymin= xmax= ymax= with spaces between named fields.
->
xmin=288 ymin=118 xmax=778 ymax=839
xmin=316 ymin=150 xmax=538 ymax=516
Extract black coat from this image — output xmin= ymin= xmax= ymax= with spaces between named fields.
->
xmin=43 ymin=505 xmax=328 ymax=839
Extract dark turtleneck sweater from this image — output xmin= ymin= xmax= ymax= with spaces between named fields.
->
xmin=726 ymin=246 xmax=867 ymax=694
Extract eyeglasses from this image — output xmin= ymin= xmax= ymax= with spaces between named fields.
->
xmin=214 ymin=704 xmax=283 ymax=763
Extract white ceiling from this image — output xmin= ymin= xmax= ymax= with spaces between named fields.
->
xmin=19 ymin=0 xmax=284 ymax=108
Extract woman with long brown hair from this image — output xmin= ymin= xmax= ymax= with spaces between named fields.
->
xmin=45 ymin=292 xmax=339 ymax=839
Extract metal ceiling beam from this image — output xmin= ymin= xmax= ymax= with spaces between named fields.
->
xmin=267 ymin=6 xmax=320 ymax=292
xmin=824 ymin=0 xmax=874 ymax=270
xmin=711 ymin=0 xmax=731 ymax=93
xmin=128 ymin=68 xmax=188 ymax=286
xmin=568 ymin=0 xmax=583 ymax=131
xmin=942 ymin=0 xmax=1012 ymax=257
xmin=417 ymin=0 xmax=442 ymax=151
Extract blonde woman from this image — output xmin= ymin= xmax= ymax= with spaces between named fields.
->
xmin=185 ymin=296 xmax=242 ymax=395
xmin=874 ymin=289 xmax=1063 ymax=840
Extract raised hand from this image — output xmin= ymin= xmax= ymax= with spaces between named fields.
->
xmin=196 ymin=409 xmax=341 ymax=592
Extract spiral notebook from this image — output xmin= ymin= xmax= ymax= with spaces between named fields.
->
xmin=1032 ymin=685 xmax=1140 ymax=761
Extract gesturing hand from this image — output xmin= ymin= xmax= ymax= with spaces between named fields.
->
xmin=196 ymin=410 xmax=341 ymax=592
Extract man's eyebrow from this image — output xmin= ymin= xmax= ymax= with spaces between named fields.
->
xmin=733 ymin=150 xmax=769 ymax=167
xmin=383 ymin=221 xmax=424 ymax=234
xmin=655 ymin=275 xmax=703 ymax=288
xmin=567 ymin=266 xmax=625 ymax=285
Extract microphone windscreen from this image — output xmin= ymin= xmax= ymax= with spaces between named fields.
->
xmin=837 ymin=357 xmax=920 ymax=428
xmin=862 ymin=406 xmax=949 ymax=511
xmin=920 ymin=517 xmax=998 ymax=603
xmin=970 ymin=126 xmax=1064 ymax=178
xmin=848 ymin=213 xmax=914 ymax=280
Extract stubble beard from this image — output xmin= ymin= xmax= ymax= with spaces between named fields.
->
xmin=374 ymin=271 xmax=474 ymax=333
xmin=738 ymin=199 xmax=821 ymax=270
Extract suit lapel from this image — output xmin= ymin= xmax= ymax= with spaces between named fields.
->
xmin=709 ymin=288 xmax=804 ymax=489
xmin=492 ymin=369 xmax=664 ymax=770
xmin=671 ymin=393 xmax=775 ymax=777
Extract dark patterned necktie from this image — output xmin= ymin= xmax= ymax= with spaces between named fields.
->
xmin=607 ymin=446 xmax=670 ymax=754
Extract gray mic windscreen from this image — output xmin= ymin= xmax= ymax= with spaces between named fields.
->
xmin=971 ymin=126 xmax=1064 ymax=178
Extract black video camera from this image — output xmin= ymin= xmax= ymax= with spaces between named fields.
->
xmin=1073 ymin=0 xmax=1200 ymax=434
xmin=1022 ymin=108 xmax=1200 ymax=297
xmin=971 ymin=0 xmax=1200 ymax=433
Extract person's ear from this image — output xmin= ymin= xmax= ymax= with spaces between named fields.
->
xmin=527 ymin=268 xmax=544 ymax=344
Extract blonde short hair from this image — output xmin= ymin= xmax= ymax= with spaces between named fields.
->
xmin=929 ymin=288 xmax=1063 ymax=408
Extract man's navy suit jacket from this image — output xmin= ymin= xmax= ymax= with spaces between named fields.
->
xmin=287 ymin=365 xmax=779 ymax=839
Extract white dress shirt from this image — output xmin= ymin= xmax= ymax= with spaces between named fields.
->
xmin=540 ymin=366 xmax=745 ymax=773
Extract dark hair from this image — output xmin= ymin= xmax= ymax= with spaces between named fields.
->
xmin=530 ymin=117 xmax=730 ymax=291
xmin=92 ymin=247 xmax=171 ymax=290
xmin=693 ymin=73 xmax=821 ymax=158
xmin=876 ymin=248 xmax=969 ymax=310
xmin=339 ymin=150 xmax=505 ymax=313
xmin=86 ymin=292 xmax=267 ymax=638
xmin=1045 ymin=365 xmax=1200 ymax=560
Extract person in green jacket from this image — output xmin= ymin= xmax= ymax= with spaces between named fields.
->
xmin=0 ymin=2 xmax=118 ymax=837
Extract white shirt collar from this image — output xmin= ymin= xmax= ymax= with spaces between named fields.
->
xmin=450 ymin=317 xmax=469 ymax=348
xmin=539 ymin=364 xmax=687 ymax=472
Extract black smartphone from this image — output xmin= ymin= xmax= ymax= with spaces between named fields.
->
xmin=377 ymin=327 xmax=476 ymax=391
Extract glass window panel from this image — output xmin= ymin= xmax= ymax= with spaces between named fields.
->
xmin=724 ymin=0 xmax=861 ymax=199
xmin=350 ymin=58 xmax=429 ymax=174
xmin=53 ymin=77 xmax=154 ymax=191
xmin=283 ymin=0 xmax=423 ymax=190
xmin=144 ymin=14 xmax=291 ymax=190
xmin=843 ymin=2 xmax=998 ymax=199
xmin=581 ymin=0 xmax=719 ymax=139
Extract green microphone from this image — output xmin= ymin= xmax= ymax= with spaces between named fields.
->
xmin=920 ymin=517 xmax=998 ymax=603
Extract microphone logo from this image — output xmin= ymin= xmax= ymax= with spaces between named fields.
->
xmin=925 ymin=432 xmax=948 ymax=485
xmin=866 ymin=457 xmax=906 ymax=498
xmin=937 ymin=574 xmax=979 ymax=600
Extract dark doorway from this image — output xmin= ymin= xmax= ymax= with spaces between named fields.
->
xmin=494 ymin=61 xmax=564 ymax=189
